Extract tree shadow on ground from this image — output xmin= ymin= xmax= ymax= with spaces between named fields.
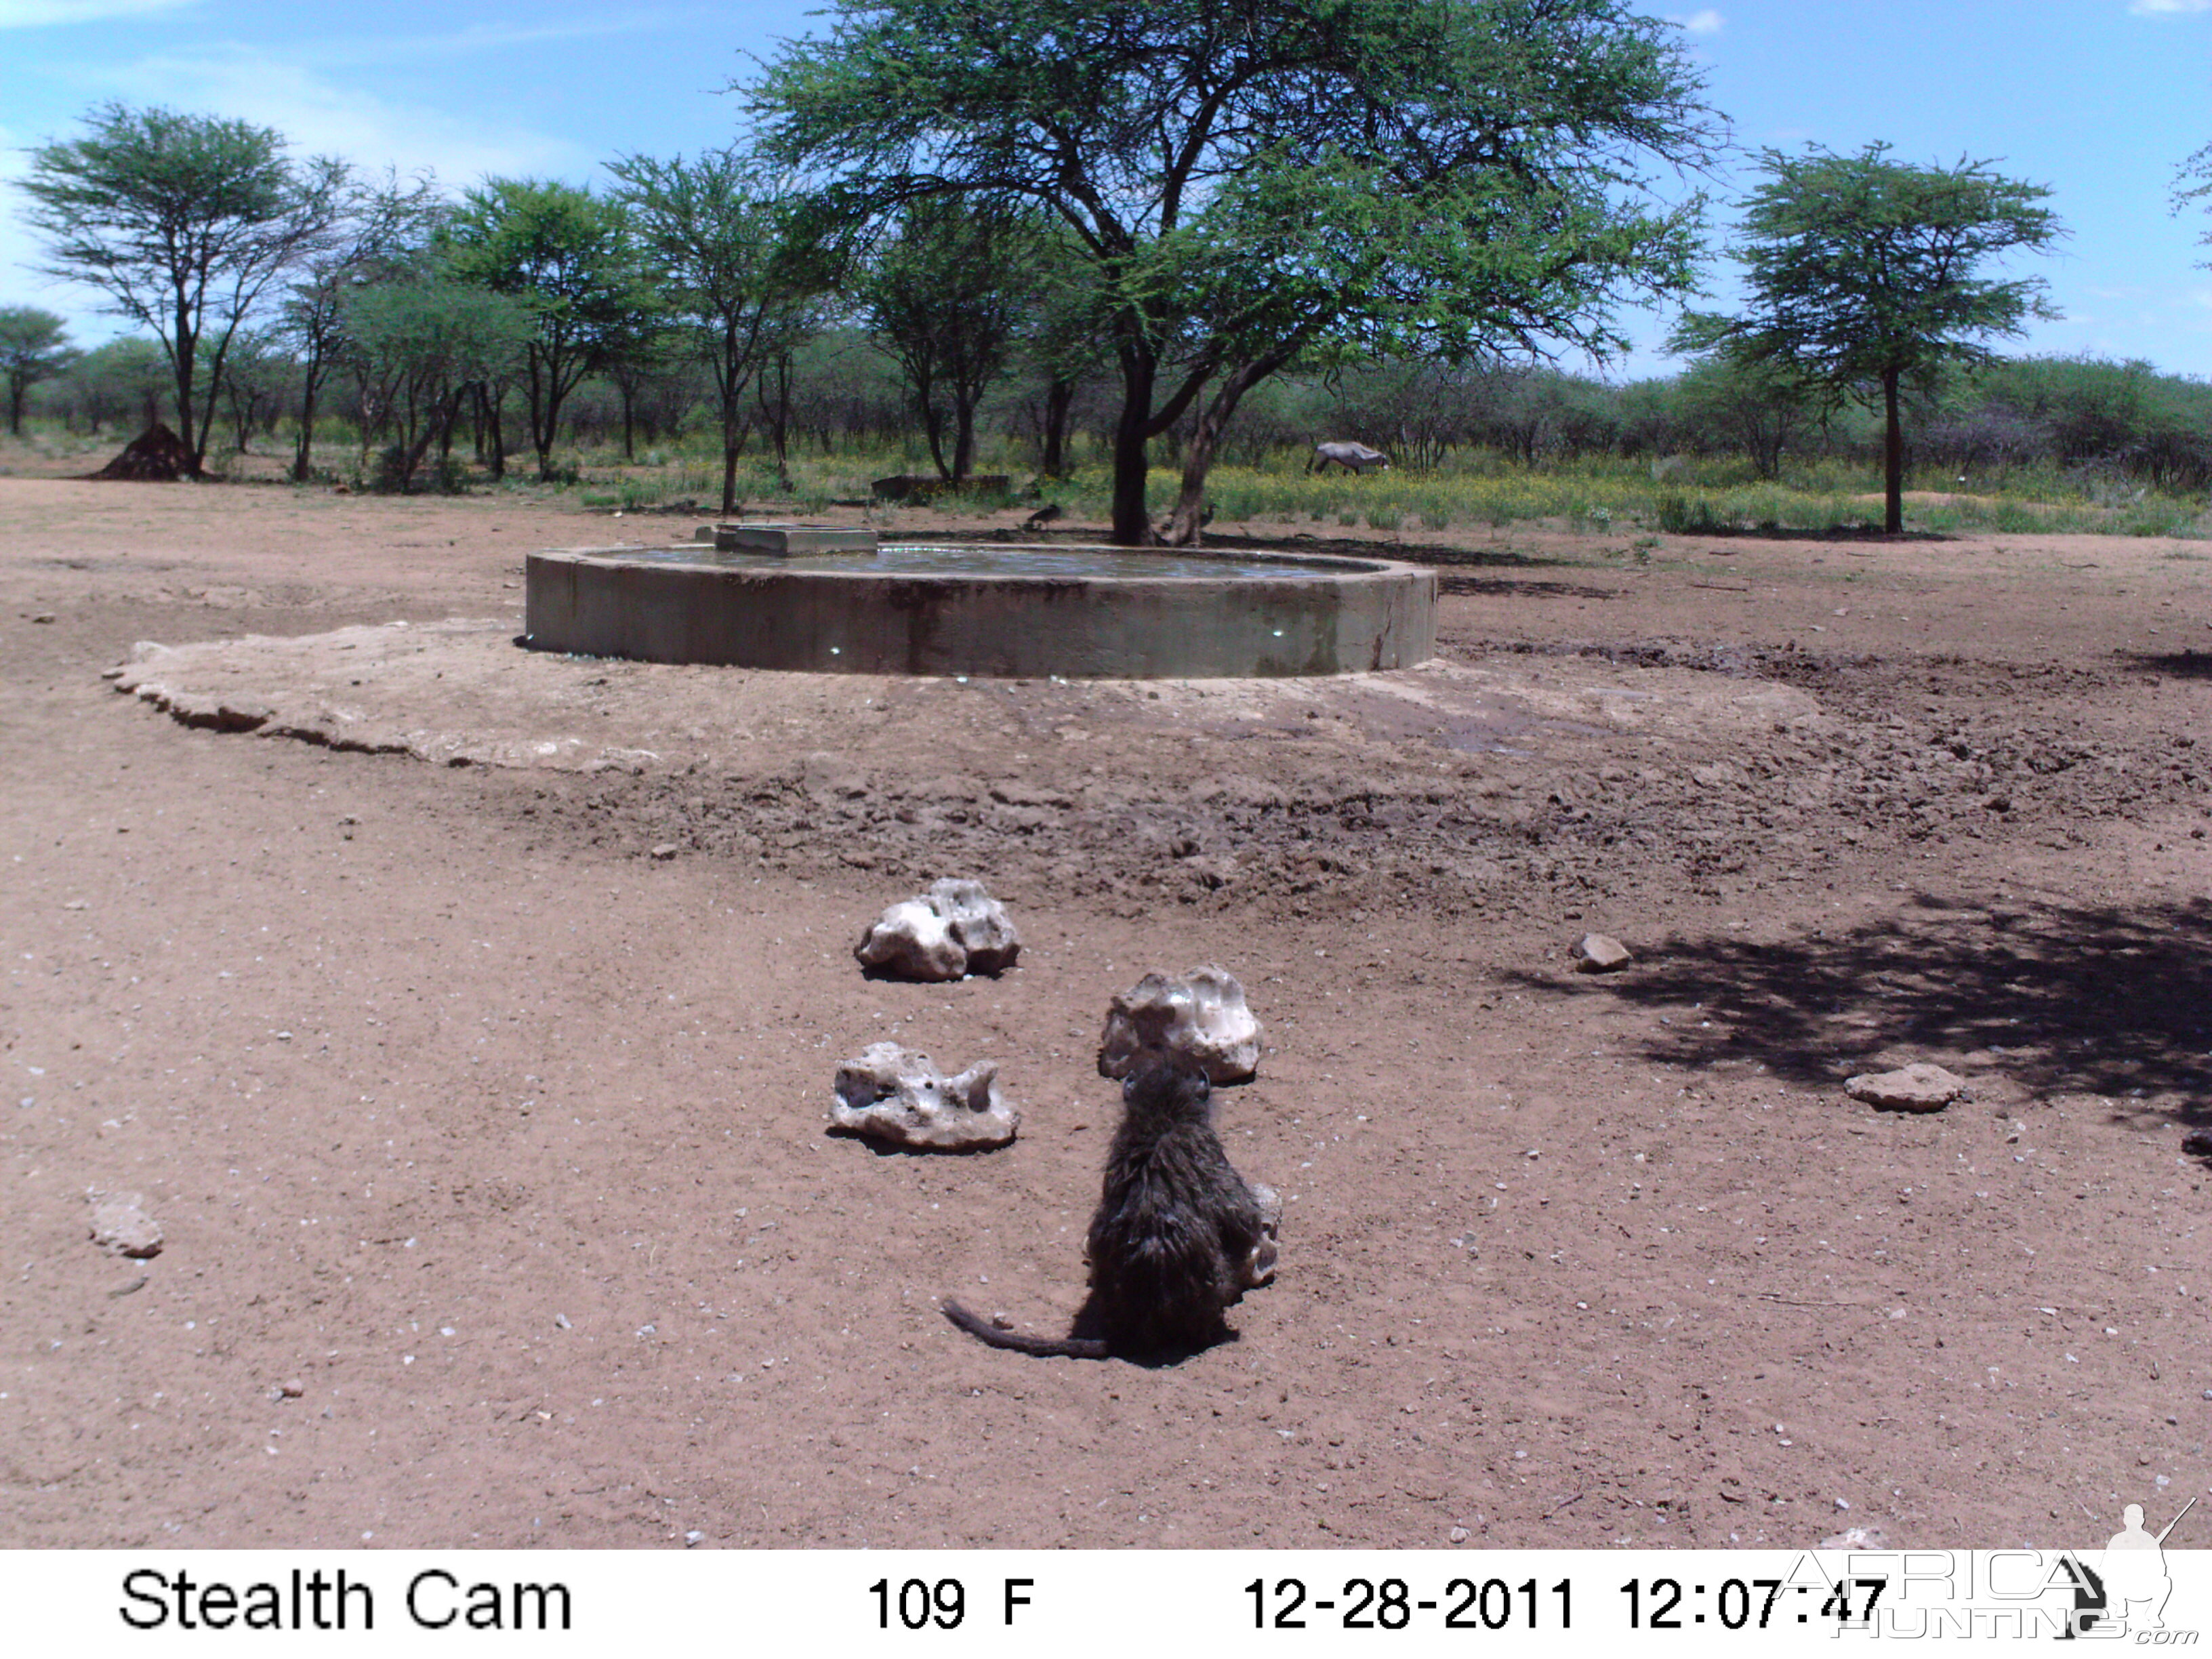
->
xmin=2114 ymin=648 xmax=2212 ymax=680
xmin=1436 ymin=573 xmax=1620 ymax=600
xmin=1667 ymin=523 xmax=1953 ymax=543
xmin=1193 ymin=529 xmax=1586 ymax=571
xmin=1511 ymin=895 xmax=2212 ymax=1130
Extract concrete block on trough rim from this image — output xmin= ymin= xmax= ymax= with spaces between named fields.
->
xmin=712 ymin=524 xmax=878 ymax=556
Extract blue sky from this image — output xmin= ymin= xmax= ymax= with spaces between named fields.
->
xmin=4 ymin=0 xmax=2211 ymax=381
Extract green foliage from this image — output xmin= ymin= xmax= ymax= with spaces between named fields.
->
xmin=1668 ymin=351 xmax=1813 ymax=479
xmin=751 ymin=0 xmax=1720 ymax=542
xmin=0 ymin=306 xmax=75 ymax=436
xmin=281 ymin=168 xmax=445 ymax=480
xmin=1686 ymin=144 xmax=2062 ymax=387
xmin=863 ymin=199 xmax=1042 ymax=480
xmin=367 ymin=445 xmax=469 ymax=495
xmin=1654 ymin=491 xmax=1720 ymax=535
xmin=52 ymin=337 xmax=172 ymax=432
xmin=441 ymin=178 xmax=661 ymax=479
xmin=963 ymin=448 xmax=2203 ymax=541
xmin=212 ymin=327 xmax=298 ymax=455
xmin=344 ymin=270 xmax=532 ymax=491
xmin=18 ymin=102 xmax=346 ymax=472
xmin=1949 ymin=355 xmax=2212 ymax=491
xmin=1675 ymin=142 xmax=2063 ymax=531
xmin=609 ymin=149 xmax=838 ymax=510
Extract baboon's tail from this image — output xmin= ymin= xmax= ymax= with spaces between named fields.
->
xmin=942 ymin=1298 xmax=1109 ymax=1359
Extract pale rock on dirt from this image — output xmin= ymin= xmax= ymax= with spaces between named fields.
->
xmin=1572 ymin=933 xmax=1634 ymax=972
xmin=1243 ymin=1181 xmax=1284 ymax=1288
xmin=854 ymin=878 xmax=1021 ymax=981
xmin=86 ymin=1191 xmax=162 ymax=1258
xmin=1845 ymin=1061 xmax=1969 ymax=1111
xmin=1097 ymin=965 xmax=1263 ymax=1084
xmin=830 ymin=1042 xmax=1020 ymax=1151
xmin=853 ymin=898 xmax=965 ymax=981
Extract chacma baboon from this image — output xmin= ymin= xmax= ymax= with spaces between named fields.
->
xmin=943 ymin=1057 xmax=1276 ymax=1360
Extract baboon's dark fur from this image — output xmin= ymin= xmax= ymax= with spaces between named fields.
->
xmin=943 ymin=1057 xmax=1267 ymax=1361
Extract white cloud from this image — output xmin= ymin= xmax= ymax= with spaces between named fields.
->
xmin=93 ymin=46 xmax=591 ymax=184
xmin=1 ymin=35 xmax=627 ymax=335
xmin=1682 ymin=8 xmax=1725 ymax=32
xmin=0 ymin=0 xmax=192 ymax=27
xmin=2128 ymin=0 xmax=2212 ymax=14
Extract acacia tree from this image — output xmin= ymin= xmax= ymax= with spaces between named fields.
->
xmin=213 ymin=326 xmax=291 ymax=454
xmin=0 ymin=308 xmax=76 ymax=436
xmin=442 ymin=179 xmax=660 ymax=480
xmin=343 ymin=269 xmax=531 ymax=491
xmin=752 ymin=0 xmax=1717 ymax=544
xmin=1018 ymin=230 xmax=1111 ymax=478
xmin=18 ymin=102 xmax=344 ymax=476
xmin=1673 ymin=144 xmax=2061 ymax=533
xmin=607 ymin=150 xmax=832 ymax=514
xmin=57 ymin=337 xmax=170 ymax=432
xmin=1669 ymin=350 xmax=1813 ymax=478
xmin=863 ymin=198 xmax=1040 ymax=480
xmin=282 ymin=169 xmax=443 ymax=480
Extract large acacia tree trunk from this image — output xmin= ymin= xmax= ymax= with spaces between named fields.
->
xmin=484 ymin=387 xmax=508 ymax=480
xmin=1109 ymin=348 xmax=1159 ymax=545
xmin=718 ymin=376 xmax=749 ymax=517
xmin=1162 ymin=365 xmax=1256 ymax=545
xmin=951 ymin=392 xmax=977 ymax=482
xmin=918 ymin=373 xmax=951 ymax=480
xmin=1039 ymin=375 xmax=1074 ymax=478
xmin=167 ymin=292 xmax=207 ymax=478
xmin=525 ymin=350 xmax=579 ymax=481
xmin=1162 ymin=354 xmax=1293 ymax=546
xmin=757 ymin=352 xmax=794 ymax=491
xmin=1882 ymin=367 xmax=1904 ymax=535
xmin=293 ymin=342 xmax=326 ymax=482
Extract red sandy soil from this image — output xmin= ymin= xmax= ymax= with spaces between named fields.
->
xmin=1 ymin=466 xmax=2208 ymax=1551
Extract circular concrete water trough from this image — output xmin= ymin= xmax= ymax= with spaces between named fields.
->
xmin=524 ymin=541 xmax=1436 ymax=678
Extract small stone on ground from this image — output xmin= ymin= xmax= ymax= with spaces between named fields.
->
xmin=1845 ymin=1062 xmax=1967 ymax=1112
xmin=1571 ymin=933 xmax=1633 ymax=973
xmin=88 ymin=1191 xmax=163 ymax=1258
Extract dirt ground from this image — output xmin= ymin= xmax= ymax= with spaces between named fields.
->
xmin=1 ymin=466 xmax=2207 ymax=1553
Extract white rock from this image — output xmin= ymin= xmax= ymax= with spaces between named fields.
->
xmin=854 ymin=878 xmax=1020 ymax=981
xmin=922 ymin=878 xmax=1021 ymax=975
xmin=855 ymin=897 xmax=964 ymax=980
xmin=1845 ymin=1062 xmax=1966 ymax=1112
xmin=1571 ymin=933 xmax=1633 ymax=972
xmin=830 ymin=1042 xmax=1019 ymax=1151
xmin=1097 ymin=965 xmax=1261 ymax=1084
xmin=1244 ymin=1182 xmax=1283 ymax=1289
xmin=88 ymin=1191 xmax=163 ymax=1258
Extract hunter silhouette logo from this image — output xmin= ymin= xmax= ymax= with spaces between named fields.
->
xmin=1828 ymin=1494 xmax=2200 ymax=1639
xmin=2082 ymin=1496 xmax=2196 ymax=1637
xmin=2052 ymin=1495 xmax=2198 ymax=1639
